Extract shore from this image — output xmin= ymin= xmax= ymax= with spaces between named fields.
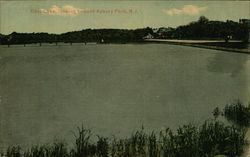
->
xmin=145 ymin=39 xmax=250 ymax=54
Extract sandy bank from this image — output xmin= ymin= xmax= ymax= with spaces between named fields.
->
xmin=145 ymin=39 xmax=249 ymax=54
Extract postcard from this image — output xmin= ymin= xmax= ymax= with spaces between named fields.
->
xmin=0 ymin=0 xmax=249 ymax=156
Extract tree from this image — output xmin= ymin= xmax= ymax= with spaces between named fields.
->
xmin=198 ymin=16 xmax=209 ymax=24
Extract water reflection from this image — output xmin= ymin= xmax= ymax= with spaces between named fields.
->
xmin=207 ymin=52 xmax=249 ymax=77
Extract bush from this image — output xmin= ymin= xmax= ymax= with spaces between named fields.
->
xmin=224 ymin=100 xmax=250 ymax=127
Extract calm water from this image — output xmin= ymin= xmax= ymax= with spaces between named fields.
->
xmin=0 ymin=43 xmax=249 ymax=150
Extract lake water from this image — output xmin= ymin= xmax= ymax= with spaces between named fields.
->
xmin=0 ymin=43 xmax=249 ymax=150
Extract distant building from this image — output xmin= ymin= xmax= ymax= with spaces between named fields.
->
xmin=152 ymin=28 xmax=159 ymax=34
xmin=143 ymin=33 xmax=154 ymax=39
xmin=153 ymin=27 xmax=174 ymax=39
xmin=239 ymin=19 xmax=250 ymax=26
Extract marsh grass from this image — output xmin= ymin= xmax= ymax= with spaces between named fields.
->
xmin=71 ymin=126 xmax=95 ymax=157
xmin=4 ymin=121 xmax=246 ymax=157
xmin=4 ymin=101 xmax=249 ymax=157
xmin=24 ymin=145 xmax=49 ymax=157
xmin=130 ymin=127 xmax=147 ymax=156
xmin=49 ymin=143 xmax=68 ymax=157
xmin=199 ymin=120 xmax=246 ymax=157
xmin=148 ymin=132 xmax=159 ymax=157
xmin=96 ymin=136 xmax=109 ymax=157
xmin=7 ymin=146 xmax=21 ymax=157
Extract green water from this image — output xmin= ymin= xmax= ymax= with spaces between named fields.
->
xmin=0 ymin=43 xmax=249 ymax=150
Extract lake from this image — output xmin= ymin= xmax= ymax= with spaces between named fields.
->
xmin=0 ymin=43 xmax=249 ymax=150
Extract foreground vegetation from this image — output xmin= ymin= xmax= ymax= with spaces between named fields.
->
xmin=213 ymin=100 xmax=250 ymax=127
xmin=4 ymin=122 xmax=247 ymax=157
xmin=3 ymin=101 xmax=250 ymax=157
xmin=224 ymin=100 xmax=250 ymax=127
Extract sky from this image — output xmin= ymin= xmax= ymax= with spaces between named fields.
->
xmin=0 ymin=1 xmax=249 ymax=34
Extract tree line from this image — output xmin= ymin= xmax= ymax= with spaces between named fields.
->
xmin=0 ymin=28 xmax=153 ymax=45
xmin=0 ymin=16 xmax=249 ymax=45
xmin=165 ymin=16 xmax=249 ymax=42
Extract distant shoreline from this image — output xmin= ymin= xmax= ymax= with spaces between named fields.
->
xmin=1 ymin=40 xmax=249 ymax=54
xmin=145 ymin=39 xmax=250 ymax=54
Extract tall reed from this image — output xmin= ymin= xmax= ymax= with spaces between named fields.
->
xmin=5 ymin=121 xmax=246 ymax=157
xmin=4 ymin=100 xmax=249 ymax=157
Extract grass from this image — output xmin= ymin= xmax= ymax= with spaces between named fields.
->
xmin=3 ymin=101 xmax=250 ymax=157
xmin=3 ymin=120 xmax=247 ymax=157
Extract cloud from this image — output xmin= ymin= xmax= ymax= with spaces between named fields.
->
xmin=163 ymin=5 xmax=208 ymax=16
xmin=38 ymin=5 xmax=81 ymax=16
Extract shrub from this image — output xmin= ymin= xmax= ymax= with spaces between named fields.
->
xmin=224 ymin=100 xmax=250 ymax=127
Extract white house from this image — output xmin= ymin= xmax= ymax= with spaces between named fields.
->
xmin=143 ymin=33 xmax=154 ymax=39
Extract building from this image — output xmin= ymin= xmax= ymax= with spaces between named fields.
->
xmin=239 ymin=19 xmax=250 ymax=26
xmin=150 ymin=27 xmax=175 ymax=39
xmin=143 ymin=33 xmax=154 ymax=39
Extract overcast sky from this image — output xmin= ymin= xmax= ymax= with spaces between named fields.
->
xmin=0 ymin=1 xmax=249 ymax=34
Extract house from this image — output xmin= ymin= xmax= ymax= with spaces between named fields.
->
xmin=143 ymin=33 xmax=154 ymax=39
xmin=239 ymin=19 xmax=250 ymax=26
xmin=155 ymin=27 xmax=174 ymax=39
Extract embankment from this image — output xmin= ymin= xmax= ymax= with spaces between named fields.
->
xmin=145 ymin=39 xmax=249 ymax=54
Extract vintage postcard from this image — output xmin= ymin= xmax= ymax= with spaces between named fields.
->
xmin=0 ymin=0 xmax=249 ymax=157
